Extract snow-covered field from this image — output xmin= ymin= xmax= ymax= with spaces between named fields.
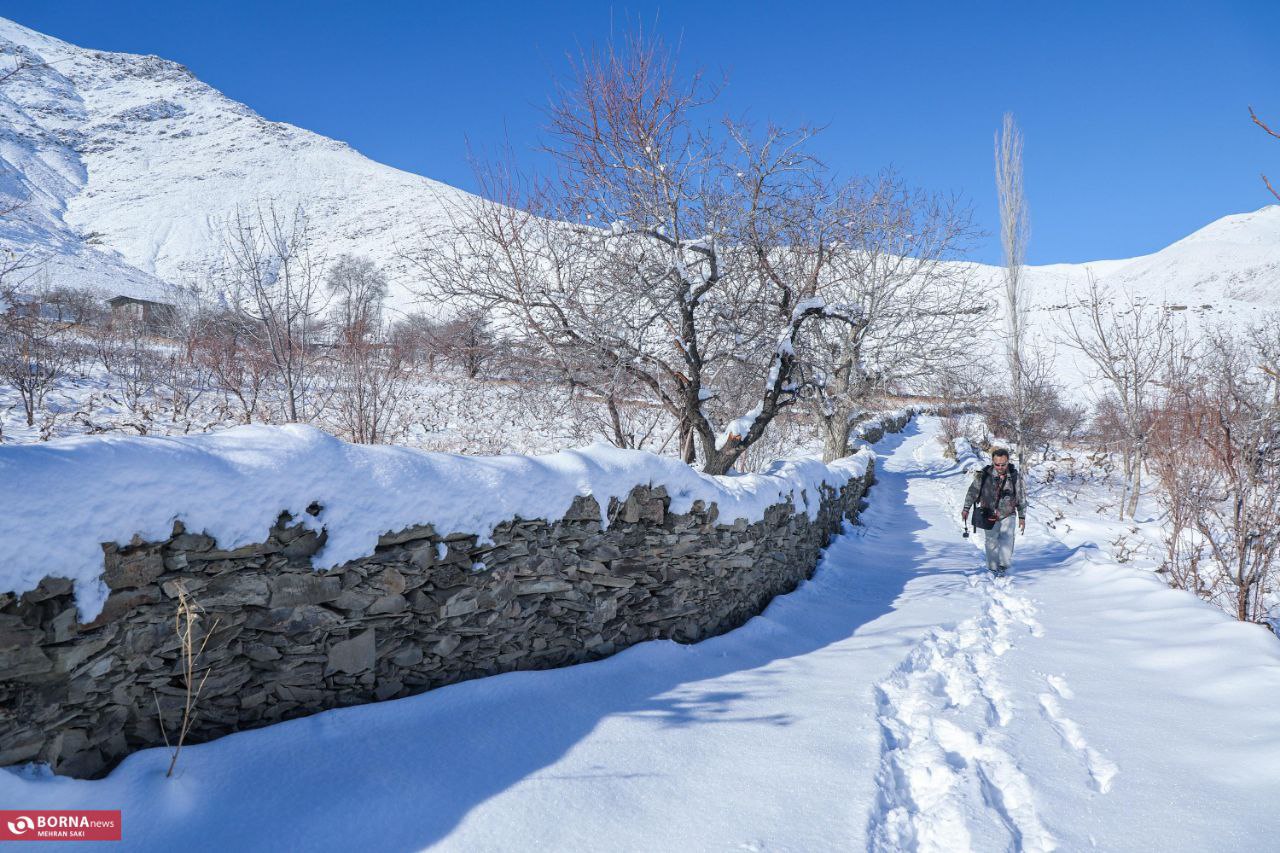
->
xmin=0 ymin=360 xmax=638 ymax=452
xmin=6 ymin=416 xmax=1277 ymax=851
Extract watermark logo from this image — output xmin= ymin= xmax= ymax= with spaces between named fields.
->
xmin=7 ymin=815 xmax=34 ymax=835
xmin=0 ymin=811 xmax=121 ymax=841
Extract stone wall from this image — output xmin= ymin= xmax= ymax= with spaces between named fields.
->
xmin=0 ymin=414 xmax=909 ymax=779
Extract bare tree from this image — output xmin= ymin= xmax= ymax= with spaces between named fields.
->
xmin=153 ymin=286 xmax=215 ymax=424
xmin=981 ymin=344 xmax=1077 ymax=463
xmin=1059 ymin=275 xmax=1176 ymax=518
xmin=326 ymin=254 xmax=388 ymax=346
xmin=94 ymin=311 xmax=160 ymax=415
xmin=415 ymin=33 xmax=863 ymax=474
xmin=802 ymin=174 xmax=981 ymax=461
xmin=1150 ymin=324 xmax=1280 ymax=624
xmin=1148 ymin=336 xmax=1214 ymax=599
xmin=0 ymin=276 xmax=75 ymax=428
xmin=326 ymin=256 xmax=411 ymax=444
xmin=995 ymin=112 xmax=1031 ymax=465
xmin=388 ymin=313 xmax=439 ymax=371
xmin=429 ymin=308 xmax=499 ymax=379
xmin=331 ymin=335 xmax=410 ymax=444
xmin=217 ymin=203 xmax=329 ymax=423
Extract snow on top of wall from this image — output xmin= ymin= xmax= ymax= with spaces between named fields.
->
xmin=0 ymin=424 xmax=874 ymax=621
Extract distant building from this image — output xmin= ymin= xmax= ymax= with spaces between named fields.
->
xmin=107 ymin=295 xmax=175 ymax=334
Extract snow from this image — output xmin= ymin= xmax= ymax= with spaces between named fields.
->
xmin=0 ymin=423 xmax=873 ymax=622
xmin=0 ymin=16 xmax=469 ymax=309
xmin=5 ymin=416 xmax=1279 ymax=850
xmin=715 ymin=402 xmax=762 ymax=450
xmin=956 ymin=205 xmax=1280 ymax=395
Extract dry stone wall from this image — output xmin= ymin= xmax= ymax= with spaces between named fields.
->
xmin=0 ymin=413 xmax=909 ymax=779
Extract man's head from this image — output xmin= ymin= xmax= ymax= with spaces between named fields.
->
xmin=991 ymin=447 xmax=1010 ymax=472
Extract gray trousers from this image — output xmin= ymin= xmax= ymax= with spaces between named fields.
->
xmin=984 ymin=514 xmax=1017 ymax=572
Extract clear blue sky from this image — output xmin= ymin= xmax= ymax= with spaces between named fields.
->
xmin=2 ymin=0 xmax=1277 ymax=265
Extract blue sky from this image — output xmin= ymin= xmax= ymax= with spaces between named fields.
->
xmin=2 ymin=0 xmax=1277 ymax=265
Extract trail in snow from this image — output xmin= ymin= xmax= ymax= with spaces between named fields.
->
xmin=869 ymin=575 xmax=1062 ymax=853
xmin=4 ymin=417 xmax=1280 ymax=852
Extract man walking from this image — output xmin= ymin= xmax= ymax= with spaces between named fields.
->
xmin=961 ymin=447 xmax=1027 ymax=577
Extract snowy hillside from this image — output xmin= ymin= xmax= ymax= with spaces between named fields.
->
xmin=963 ymin=205 xmax=1280 ymax=314
xmin=960 ymin=204 xmax=1280 ymax=392
xmin=0 ymin=16 xmax=470 ymax=306
xmin=0 ymin=14 xmax=1275 ymax=347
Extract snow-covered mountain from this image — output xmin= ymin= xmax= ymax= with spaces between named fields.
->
xmin=977 ymin=205 xmax=1280 ymax=315
xmin=0 ymin=14 xmax=1276 ymax=337
xmin=960 ymin=205 xmax=1280 ymax=392
xmin=0 ymin=16 xmax=468 ymax=306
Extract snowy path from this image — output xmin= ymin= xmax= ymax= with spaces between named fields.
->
xmin=6 ymin=418 xmax=1280 ymax=851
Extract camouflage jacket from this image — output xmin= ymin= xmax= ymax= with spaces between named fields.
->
xmin=964 ymin=464 xmax=1027 ymax=521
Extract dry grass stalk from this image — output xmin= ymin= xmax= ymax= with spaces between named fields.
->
xmin=154 ymin=583 xmax=220 ymax=778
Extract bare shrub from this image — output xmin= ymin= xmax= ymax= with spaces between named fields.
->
xmin=1149 ymin=322 xmax=1280 ymax=625
xmin=0 ymin=277 xmax=79 ymax=428
xmin=155 ymin=583 xmax=220 ymax=778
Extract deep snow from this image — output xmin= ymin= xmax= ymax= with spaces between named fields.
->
xmin=0 ymin=423 xmax=871 ymax=622
xmin=5 ymin=416 xmax=1279 ymax=851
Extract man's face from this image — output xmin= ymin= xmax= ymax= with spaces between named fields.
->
xmin=993 ymin=456 xmax=1009 ymax=472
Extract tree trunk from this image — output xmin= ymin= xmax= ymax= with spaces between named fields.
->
xmin=679 ymin=419 xmax=696 ymax=465
xmin=820 ymin=414 xmax=850 ymax=463
xmin=607 ymin=395 xmax=628 ymax=448
xmin=701 ymin=445 xmax=746 ymax=476
xmin=1117 ymin=448 xmax=1132 ymax=521
xmin=1125 ymin=451 xmax=1143 ymax=519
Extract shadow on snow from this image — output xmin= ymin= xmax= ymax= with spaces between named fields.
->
xmin=59 ymin=420 xmax=1061 ymax=851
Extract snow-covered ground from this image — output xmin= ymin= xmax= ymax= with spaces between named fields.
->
xmin=6 ymin=416 xmax=1278 ymax=851
xmin=0 ymin=361 xmax=637 ymax=452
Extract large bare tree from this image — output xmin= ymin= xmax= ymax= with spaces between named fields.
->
xmin=415 ymin=34 xmax=864 ymax=474
xmin=801 ymin=174 xmax=980 ymax=461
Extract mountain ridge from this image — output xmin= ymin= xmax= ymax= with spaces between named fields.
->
xmin=0 ymin=16 xmax=1276 ymax=326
